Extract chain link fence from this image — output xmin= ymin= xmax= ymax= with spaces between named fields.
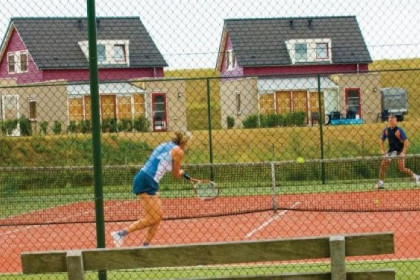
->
xmin=1 ymin=0 xmax=420 ymax=279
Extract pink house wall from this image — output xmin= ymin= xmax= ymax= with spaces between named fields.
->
xmin=220 ymin=34 xmax=244 ymax=77
xmin=0 ymin=28 xmax=164 ymax=84
xmin=0 ymin=28 xmax=43 ymax=84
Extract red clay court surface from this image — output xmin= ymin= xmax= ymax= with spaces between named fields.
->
xmin=1 ymin=189 xmax=420 ymax=273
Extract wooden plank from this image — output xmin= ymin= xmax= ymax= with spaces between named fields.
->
xmin=191 ymin=269 xmax=395 ymax=280
xmin=83 ymin=237 xmax=331 ymax=271
xmin=21 ymin=251 xmax=67 ymax=274
xmin=20 ymin=233 xmax=394 ymax=274
xmin=345 ymin=232 xmax=394 ymax=256
xmin=66 ymin=251 xmax=85 ymax=280
xmin=329 ymin=236 xmax=346 ymax=280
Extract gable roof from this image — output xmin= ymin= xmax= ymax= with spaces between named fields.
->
xmin=217 ymin=16 xmax=372 ymax=69
xmin=1 ymin=17 xmax=167 ymax=69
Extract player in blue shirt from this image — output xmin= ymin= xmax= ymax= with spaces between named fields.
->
xmin=111 ymin=131 xmax=192 ymax=247
xmin=375 ymin=115 xmax=419 ymax=189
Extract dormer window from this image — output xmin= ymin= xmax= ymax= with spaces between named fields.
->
xmin=113 ymin=44 xmax=126 ymax=62
xmin=295 ymin=43 xmax=308 ymax=62
xmin=79 ymin=40 xmax=130 ymax=66
xmin=226 ymin=50 xmax=236 ymax=70
xmin=316 ymin=43 xmax=328 ymax=59
xmin=7 ymin=50 xmax=29 ymax=74
xmin=97 ymin=44 xmax=106 ymax=62
xmin=286 ymin=39 xmax=332 ymax=64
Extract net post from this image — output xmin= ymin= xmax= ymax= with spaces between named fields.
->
xmin=270 ymin=162 xmax=278 ymax=213
xmin=86 ymin=1 xmax=107 ymax=279
xmin=317 ymin=74 xmax=326 ymax=185
xmin=206 ymin=78 xmax=214 ymax=180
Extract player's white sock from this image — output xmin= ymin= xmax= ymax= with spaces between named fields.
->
xmin=378 ymin=180 xmax=384 ymax=185
xmin=413 ymin=174 xmax=418 ymax=179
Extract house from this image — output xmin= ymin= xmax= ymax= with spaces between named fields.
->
xmin=0 ymin=17 xmax=186 ymax=133
xmin=216 ymin=16 xmax=381 ymax=128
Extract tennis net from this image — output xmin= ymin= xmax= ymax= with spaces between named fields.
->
xmin=1 ymin=155 xmax=420 ymax=226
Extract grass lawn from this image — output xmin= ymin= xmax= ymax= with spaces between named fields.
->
xmin=1 ymin=260 xmax=419 ymax=279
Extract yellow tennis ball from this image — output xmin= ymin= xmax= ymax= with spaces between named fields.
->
xmin=374 ymin=199 xmax=380 ymax=205
xmin=296 ymin=157 xmax=305 ymax=164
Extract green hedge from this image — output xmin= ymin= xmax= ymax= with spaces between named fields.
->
xmin=243 ymin=112 xmax=306 ymax=128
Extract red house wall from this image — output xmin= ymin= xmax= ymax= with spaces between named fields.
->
xmin=42 ymin=67 xmax=164 ymax=82
xmin=243 ymin=64 xmax=369 ymax=76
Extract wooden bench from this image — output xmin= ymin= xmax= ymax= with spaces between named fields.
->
xmin=21 ymin=232 xmax=395 ymax=280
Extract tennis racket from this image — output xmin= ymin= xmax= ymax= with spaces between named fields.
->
xmin=191 ymin=179 xmax=219 ymax=201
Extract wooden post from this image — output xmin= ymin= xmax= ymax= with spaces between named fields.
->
xmin=330 ymin=235 xmax=346 ymax=280
xmin=66 ymin=251 xmax=85 ymax=280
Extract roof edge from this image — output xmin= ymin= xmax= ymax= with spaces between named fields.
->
xmin=224 ymin=15 xmax=357 ymax=22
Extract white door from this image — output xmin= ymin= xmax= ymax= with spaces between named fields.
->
xmin=2 ymin=95 xmax=20 ymax=136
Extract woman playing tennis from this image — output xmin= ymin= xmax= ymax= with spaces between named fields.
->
xmin=111 ymin=131 xmax=193 ymax=247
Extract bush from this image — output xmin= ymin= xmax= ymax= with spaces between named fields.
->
xmin=79 ymin=120 xmax=91 ymax=134
xmin=242 ymin=114 xmax=259 ymax=128
xmin=226 ymin=116 xmax=235 ymax=129
xmin=118 ymin=118 xmax=133 ymax=132
xmin=52 ymin=121 xmax=62 ymax=135
xmin=40 ymin=121 xmax=48 ymax=135
xmin=19 ymin=116 xmax=32 ymax=136
xmin=284 ymin=112 xmax=306 ymax=127
xmin=133 ymin=116 xmax=150 ymax=132
xmin=3 ymin=119 xmax=18 ymax=135
xmin=67 ymin=121 xmax=79 ymax=134
xmin=101 ymin=118 xmax=118 ymax=133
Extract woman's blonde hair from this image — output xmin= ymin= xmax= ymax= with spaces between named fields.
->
xmin=172 ymin=131 xmax=192 ymax=145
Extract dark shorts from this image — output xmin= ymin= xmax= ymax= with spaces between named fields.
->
xmin=132 ymin=170 xmax=159 ymax=195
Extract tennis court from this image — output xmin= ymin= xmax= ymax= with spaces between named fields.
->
xmin=1 ymin=187 xmax=419 ymax=273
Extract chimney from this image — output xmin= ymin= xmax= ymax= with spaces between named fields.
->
xmin=308 ymin=19 xmax=313 ymax=28
xmin=289 ymin=20 xmax=294 ymax=28
xmin=77 ymin=19 xmax=83 ymax=31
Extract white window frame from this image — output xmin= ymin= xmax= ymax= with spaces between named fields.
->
xmin=315 ymin=43 xmax=329 ymax=59
xmin=294 ymin=43 xmax=308 ymax=62
xmin=226 ymin=50 xmax=236 ymax=70
xmin=19 ymin=51 xmax=29 ymax=73
xmin=78 ymin=40 xmax=130 ymax=66
xmin=7 ymin=50 xmax=29 ymax=74
xmin=286 ymin=39 xmax=332 ymax=64
xmin=7 ymin=52 xmax=16 ymax=74
xmin=97 ymin=44 xmax=106 ymax=63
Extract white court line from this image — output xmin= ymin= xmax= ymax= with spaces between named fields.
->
xmin=245 ymin=201 xmax=301 ymax=239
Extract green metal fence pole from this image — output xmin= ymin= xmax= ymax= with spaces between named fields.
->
xmin=206 ymin=78 xmax=214 ymax=180
xmin=317 ymin=74 xmax=326 ymax=185
xmin=86 ymin=1 xmax=107 ymax=280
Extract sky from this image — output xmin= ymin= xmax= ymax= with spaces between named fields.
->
xmin=1 ymin=0 xmax=419 ymax=69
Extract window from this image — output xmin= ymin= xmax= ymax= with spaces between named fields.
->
xmin=20 ymin=52 xmax=28 ymax=72
xmin=114 ymin=44 xmax=126 ymax=62
xmin=236 ymin=92 xmax=241 ymax=115
xmin=316 ymin=43 xmax=328 ymax=59
xmin=8 ymin=53 xmax=15 ymax=73
xmin=226 ymin=50 xmax=235 ymax=70
xmin=295 ymin=43 xmax=307 ymax=62
xmin=29 ymin=99 xmax=37 ymax=120
xmin=68 ymin=98 xmax=84 ymax=121
xmin=345 ymin=88 xmax=361 ymax=118
xmin=97 ymin=44 xmax=106 ymax=62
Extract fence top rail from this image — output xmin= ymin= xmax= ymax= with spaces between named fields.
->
xmin=21 ymin=232 xmax=394 ymax=274
xmin=2 ymin=154 xmax=420 ymax=171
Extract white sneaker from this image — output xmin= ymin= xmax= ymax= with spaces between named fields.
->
xmin=415 ymin=175 xmax=420 ymax=187
xmin=111 ymin=231 xmax=124 ymax=248
xmin=374 ymin=182 xmax=384 ymax=190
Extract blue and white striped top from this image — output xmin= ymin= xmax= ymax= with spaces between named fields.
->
xmin=141 ymin=141 xmax=177 ymax=183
